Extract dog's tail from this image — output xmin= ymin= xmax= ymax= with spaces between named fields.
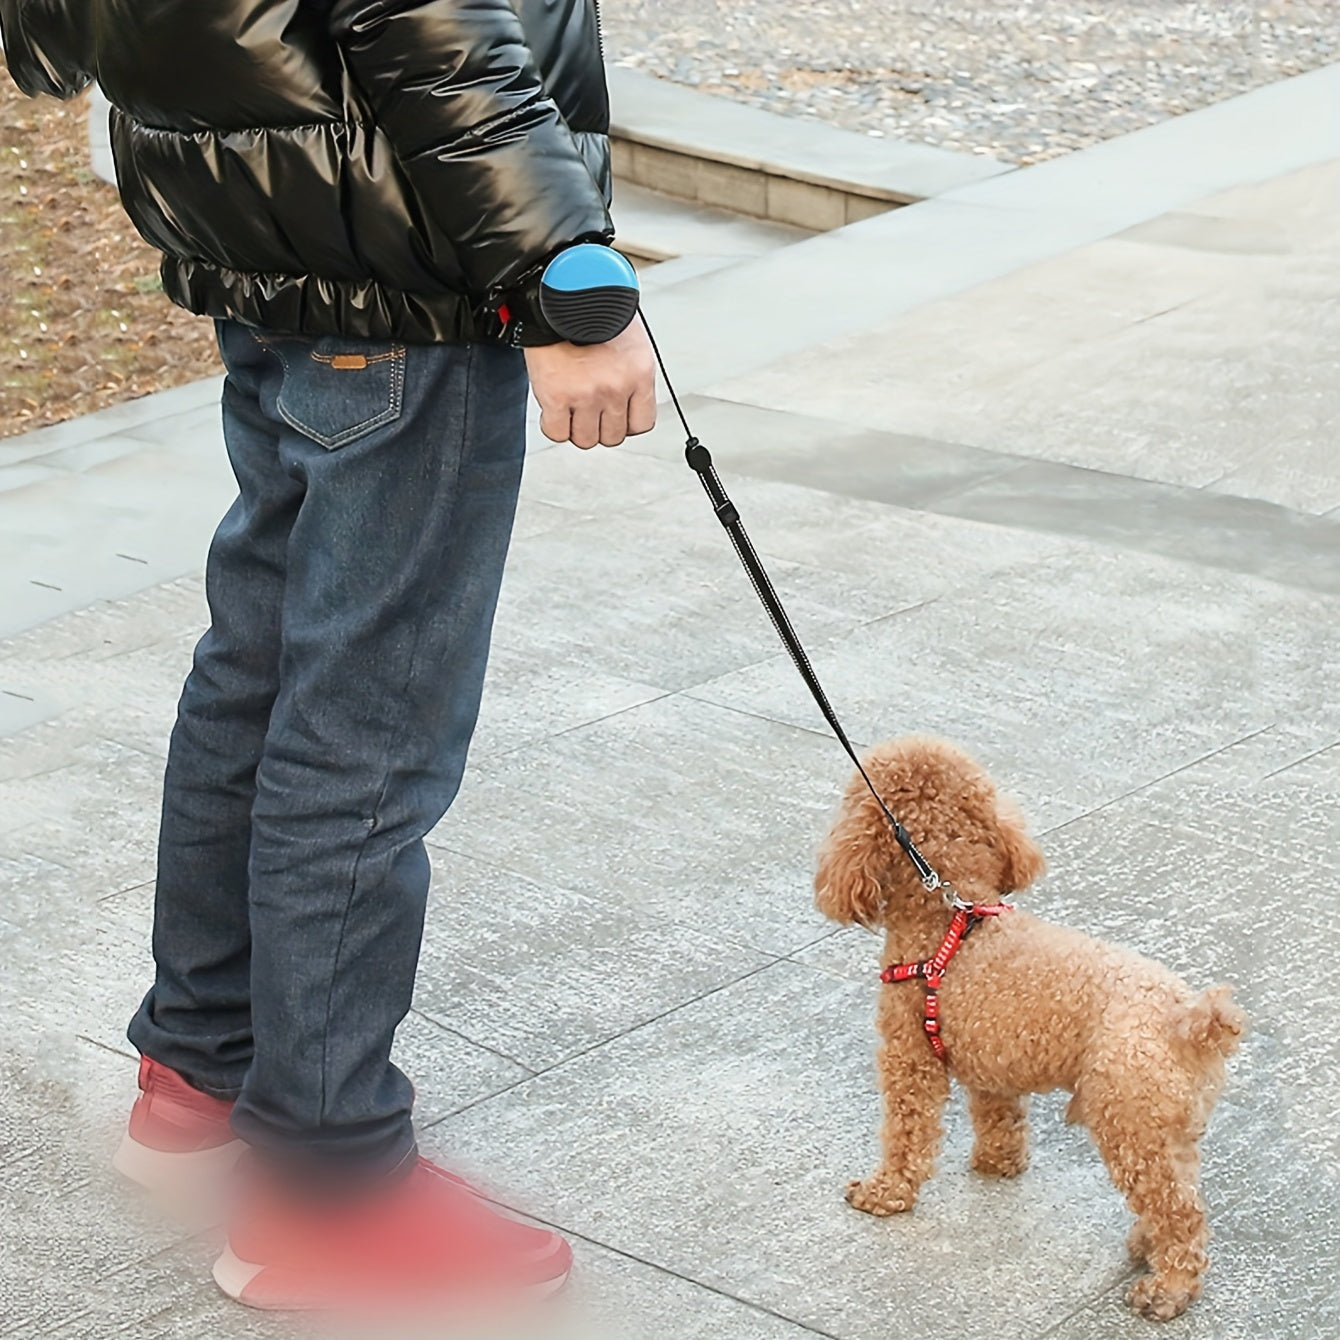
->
xmin=1171 ymin=984 xmax=1246 ymax=1059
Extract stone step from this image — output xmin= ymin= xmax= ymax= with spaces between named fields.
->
xmin=607 ymin=66 xmax=1011 ymax=232
xmin=611 ymin=181 xmax=812 ymax=268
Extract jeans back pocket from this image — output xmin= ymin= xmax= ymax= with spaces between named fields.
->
xmin=255 ymin=334 xmax=407 ymax=450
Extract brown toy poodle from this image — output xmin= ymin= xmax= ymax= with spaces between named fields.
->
xmin=815 ymin=736 xmax=1245 ymax=1322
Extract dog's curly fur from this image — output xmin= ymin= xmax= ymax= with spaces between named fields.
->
xmin=816 ymin=736 xmax=1245 ymax=1323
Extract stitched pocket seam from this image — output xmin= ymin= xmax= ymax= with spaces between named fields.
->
xmin=253 ymin=335 xmax=406 ymax=449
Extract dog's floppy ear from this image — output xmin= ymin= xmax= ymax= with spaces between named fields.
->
xmin=814 ymin=795 xmax=889 ymax=927
xmin=995 ymin=797 xmax=1046 ymax=893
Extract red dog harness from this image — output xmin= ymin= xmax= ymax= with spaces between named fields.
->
xmin=881 ymin=902 xmax=1013 ymax=1061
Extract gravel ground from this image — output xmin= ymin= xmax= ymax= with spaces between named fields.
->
xmin=599 ymin=1 xmax=1338 ymax=164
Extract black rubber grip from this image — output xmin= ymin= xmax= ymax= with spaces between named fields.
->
xmin=538 ymin=283 xmax=641 ymax=345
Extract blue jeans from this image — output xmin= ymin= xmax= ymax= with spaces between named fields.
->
xmin=128 ymin=321 xmax=528 ymax=1176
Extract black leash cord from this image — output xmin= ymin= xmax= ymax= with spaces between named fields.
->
xmin=637 ymin=310 xmax=945 ymax=894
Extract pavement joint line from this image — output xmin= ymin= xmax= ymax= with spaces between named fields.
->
xmin=503 ymin=1208 xmax=845 ymax=1340
xmin=1258 ymin=737 xmax=1340 ymax=782
xmin=1029 ymin=1269 xmax=1143 ymax=1339
xmin=74 ymin=1034 xmax=137 ymax=1064
xmin=780 ymin=924 xmax=854 ymax=959
xmin=96 ymin=878 xmax=154 ymax=904
xmin=674 ymin=688 xmax=873 ymax=752
xmin=419 ymin=833 xmax=815 ymax=963
xmin=482 ymin=687 xmax=678 ymax=764
xmin=423 ymin=954 xmax=792 ymax=1131
xmin=406 ymin=1005 xmax=539 ymax=1076
xmin=1035 ymin=723 xmax=1280 ymax=841
xmin=677 ymin=596 xmax=942 ymax=741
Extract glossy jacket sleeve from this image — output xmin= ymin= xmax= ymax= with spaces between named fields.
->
xmin=329 ymin=0 xmax=613 ymax=300
xmin=0 ymin=0 xmax=94 ymax=98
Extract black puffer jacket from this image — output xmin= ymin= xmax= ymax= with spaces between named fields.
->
xmin=0 ymin=0 xmax=614 ymax=343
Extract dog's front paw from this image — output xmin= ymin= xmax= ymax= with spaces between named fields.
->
xmin=1127 ymin=1273 xmax=1199 ymax=1322
xmin=969 ymin=1145 xmax=1029 ymax=1179
xmin=845 ymin=1177 xmax=917 ymax=1217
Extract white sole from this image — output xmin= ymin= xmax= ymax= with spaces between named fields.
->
xmin=212 ymin=1243 xmax=571 ymax=1311
xmin=212 ymin=1244 xmax=266 ymax=1303
xmin=113 ymin=1133 xmax=244 ymax=1224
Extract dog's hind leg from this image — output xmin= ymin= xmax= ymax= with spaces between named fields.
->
xmin=967 ymin=1090 xmax=1030 ymax=1178
xmin=846 ymin=1043 xmax=950 ymax=1216
xmin=1091 ymin=1118 xmax=1209 ymax=1321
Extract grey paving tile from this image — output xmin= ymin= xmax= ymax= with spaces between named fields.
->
xmin=0 ymin=1040 xmax=181 ymax=1337
xmin=519 ymin=440 xmax=691 ymax=517
xmin=28 ymin=1231 xmax=820 ymax=1340
xmin=1206 ymin=426 xmax=1340 ymax=516
xmin=414 ymin=849 xmax=773 ymax=1072
xmin=933 ymin=460 xmax=1340 ymax=596
xmin=510 ymin=495 xmax=589 ymax=541
xmin=0 ymin=461 xmax=63 ymax=493
xmin=1117 ymin=209 xmax=1294 ymax=256
xmin=620 ymin=439 xmax=1071 ymax=587
xmin=687 ymin=543 xmax=1338 ymax=831
xmin=392 ymin=1009 xmax=534 ymax=1125
xmin=624 ymin=393 xmax=1035 ymax=512
xmin=13 ymin=1238 xmax=293 ymax=1340
xmin=1101 ymin=731 xmax=1340 ymax=875
xmin=789 ymin=925 xmax=881 ymax=985
xmin=613 ymin=180 xmax=813 ymax=262
xmin=429 ymin=960 xmax=1148 ymax=1340
xmin=0 ymin=580 xmax=200 ymax=748
xmin=0 ymin=1036 xmax=134 ymax=1172
xmin=1038 ymin=802 xmax=1340 ymax=1178
xmin=628 ymin=395 xmax=1340 ymax=596
xmin=1041 ymin=1186 xmax=1340 ymax=1340
xmin=0 ymin=690 xmax=47 ymax=737
xmin=489 ymin=487 xmax=908 ymax=695
xmin=36 ymin=431 xmax=200 ymax=475
xmin=429 ymin=692 xmax=843 ymax=957
xmin=102 ymin=403 xmax=224 ymax=451
xmin=0 ymin=732 xmax=162 ymax=901
xmin=0 ymin=630 xmax=196 ymax=758
xmin=698 ymin=170 xmax=1340 ymax=522
xmin=0 ymin=445 xmax=233 ymax=639
xmin=469 ymin=639 xmax=668 ymax=761
xmin=0 ymin=376 xmax=223 ymax=467
xmin=0 ymin=576 xmax=205 ymax=669
xmin=35 ymin=920 xmax=152 ymax=1059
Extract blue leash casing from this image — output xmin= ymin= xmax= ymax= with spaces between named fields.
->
xmin=539 ymin=244 xmax=641 ymax=345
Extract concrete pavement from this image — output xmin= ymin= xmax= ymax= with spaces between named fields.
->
xmin=1 ymin=72 xmax=1338 ymax=1339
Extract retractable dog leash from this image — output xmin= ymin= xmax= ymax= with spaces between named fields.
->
xmin=533 ymin=245 xmax=955 ymax=901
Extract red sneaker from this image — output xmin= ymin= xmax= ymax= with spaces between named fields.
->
xmin=213 ymin=1156 xmax=571 ymax=1311
xmin=113 ymin=1055 xmax=243 ymax=1217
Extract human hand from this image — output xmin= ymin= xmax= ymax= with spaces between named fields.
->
xmin=524 ymin=319 xmax=658 ymax=449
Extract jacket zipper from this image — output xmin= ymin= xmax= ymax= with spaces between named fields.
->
xmin=593 ymin=0 xmax=605 ymax=62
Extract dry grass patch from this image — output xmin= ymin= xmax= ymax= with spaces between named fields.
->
xmin=0 ymin=72 xmax=221 ymax=441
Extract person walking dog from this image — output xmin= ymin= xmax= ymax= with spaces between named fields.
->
xmin=1 ymin=0 xmax=656 ymax=1310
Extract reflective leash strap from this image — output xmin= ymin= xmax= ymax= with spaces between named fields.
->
xmin=637 ymin=312 xmax=945 ymax=894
